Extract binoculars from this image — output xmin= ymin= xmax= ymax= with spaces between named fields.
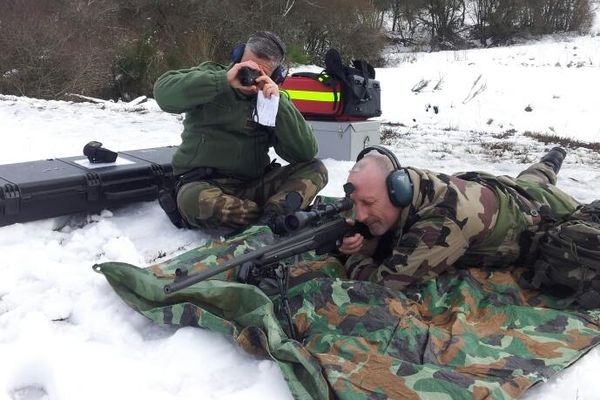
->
xmin=238 ymin=67 xmax=260 ymax=86
xmin=83 ymin=141 xmax=118 ymax=163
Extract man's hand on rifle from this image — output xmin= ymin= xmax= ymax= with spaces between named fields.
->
xmin=338 ymin=220 xmax=379 ymax=256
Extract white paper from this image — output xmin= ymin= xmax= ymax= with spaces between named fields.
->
xmin=255 ymin=90 xmax=279 ymax=127
xmin=73 ymin=156 xmax=134 ymax=169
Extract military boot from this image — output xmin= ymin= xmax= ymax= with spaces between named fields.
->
xmin=540 ymin=146 xmax=567 ymax=174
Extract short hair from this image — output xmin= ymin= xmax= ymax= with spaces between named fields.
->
xmin=246 ymin=31 xmax=285 ymax=66
xmin=350 ymin=151 xmax=395 ymax=177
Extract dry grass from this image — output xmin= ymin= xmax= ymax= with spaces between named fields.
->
xmin=492 ymin=129 xmax=517 ymax=139
xmin=380 ymin=123 xmax=410 ymax=144
xmin=524 ymin=131 xmax=600 ymax=151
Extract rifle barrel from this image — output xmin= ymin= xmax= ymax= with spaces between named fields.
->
xmin=163 ymin=246 xmax=270 ymax=294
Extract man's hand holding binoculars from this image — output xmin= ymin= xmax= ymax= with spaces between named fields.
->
xmin=227 ymin=60 xmax=279 ymax=98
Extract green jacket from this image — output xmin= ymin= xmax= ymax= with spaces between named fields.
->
xmin=154 ymin=62 xmax=318 ymax=178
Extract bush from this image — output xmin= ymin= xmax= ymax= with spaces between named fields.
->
xmin=0 ymin=0 xmax=115 ymax=99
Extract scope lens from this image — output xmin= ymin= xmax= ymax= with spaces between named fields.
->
xmin=284 ymin=215 xmax=300 ymax=231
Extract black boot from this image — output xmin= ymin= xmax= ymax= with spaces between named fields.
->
xmin=540 ymin=146 xmax=567 ymax=174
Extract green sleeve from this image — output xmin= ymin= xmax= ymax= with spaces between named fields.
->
xmin=153 ymin=62 xmax=231 ymax=114
xmin=272 ymin=95 xmax=318 ymax=163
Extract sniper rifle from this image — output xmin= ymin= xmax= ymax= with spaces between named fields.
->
xmin=163 ymin=184 xmax=365 ymax=338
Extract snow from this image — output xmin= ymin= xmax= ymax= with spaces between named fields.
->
xmin=2 ymin=32 xmax=600 ymax=399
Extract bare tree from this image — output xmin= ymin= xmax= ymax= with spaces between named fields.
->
xmin=421 ymin=0 xmax=467 ymax=49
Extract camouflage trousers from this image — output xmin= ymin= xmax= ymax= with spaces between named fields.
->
xmin=176 ymin=159 xmax=328 ymax=229
xmin=515 ymin=161 xmax=580 ymax=217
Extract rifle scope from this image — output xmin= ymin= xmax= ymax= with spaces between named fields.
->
xmin=283 ymin=196 xmax=353 ymax=232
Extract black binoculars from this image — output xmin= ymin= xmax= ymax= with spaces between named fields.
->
xmin=238 ymin=67 xmax=260 ymax=86
xmin=83 ymin=141 xmax=118 ymax=163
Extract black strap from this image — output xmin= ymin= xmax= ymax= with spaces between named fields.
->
xmin=324 ymin=48 xmax=373 ymax=102
xmin=176 ymin=167 xmax=215 ymax=189
xmin=291 ymin=72 xmax=321 ymax=79
xmin=352 ymin=60 xmax=371 ymax=101
xmin=292 ymin=70 xmax=342 ymax=109
xmin=352 ymin=59 xmax=375 ymax=79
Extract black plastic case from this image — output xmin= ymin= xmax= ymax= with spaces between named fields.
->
xmin=0 ymin=146 xmax=177 ymax=227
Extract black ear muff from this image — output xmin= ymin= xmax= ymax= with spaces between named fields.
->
xmin=271 ymin=65 xmax=287 ymax=84
xmin=356 ymin=145 xmax=413 ymax=208
xmin=230 ymin=43 xmax=245 ymax=63
xmin=386 ymin=170 xmax=413 ymax=208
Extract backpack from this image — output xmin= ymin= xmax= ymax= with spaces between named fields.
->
xmin=324 ymin=48 xmax=382 ymax=120
xmin=531 ymin=200 xmax=600 ymax=309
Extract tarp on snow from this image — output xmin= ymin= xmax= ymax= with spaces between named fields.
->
xmin=94 ymin=225 xmax=600 ymax=399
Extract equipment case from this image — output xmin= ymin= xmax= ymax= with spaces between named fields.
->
xmin=0 ymin=146 xmax=177 ymax=227
xmin=281 ymin=70 xmax=381 ymax=122
xmin=310 ymin=120 xmax=381 ymax=161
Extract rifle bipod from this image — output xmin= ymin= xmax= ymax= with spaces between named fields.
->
xmin=274 ymin=262 xmax=298 ymax=340
xmin=237 ymin=260 xmax=298 ymax=340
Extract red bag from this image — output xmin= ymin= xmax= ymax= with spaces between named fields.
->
xmin=280 ymin=72 xmax=345 ymax=120
xmin=280 ymin=55 xmax=381 ymax=122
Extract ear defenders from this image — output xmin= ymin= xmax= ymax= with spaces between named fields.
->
xmin=355 ymin=145 xmax=413 ymax=208
xmin=230 ymin=40 xmax=287 ymax=84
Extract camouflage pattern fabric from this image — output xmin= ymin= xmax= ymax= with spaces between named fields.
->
xmin=346 ymin=162 xmax=580 ymax=291
xmin=177 ymin=159 xmax=328 ymax=229
xmin=95 ymin=226 xmax=600 ymax=400
xmin=287 ymin=269 xmax=600 ymax=399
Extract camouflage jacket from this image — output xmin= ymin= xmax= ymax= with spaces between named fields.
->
xmin=346 ymin=166 xmax=581 ymax=291
xmin=153 ymin=62 xmax=318 ymax=178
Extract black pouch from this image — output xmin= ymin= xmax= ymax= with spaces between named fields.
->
xmin=530 ymin=201 xmax=600 ymax=309
xmin=342 ymin=72 xmax=381 ymax=118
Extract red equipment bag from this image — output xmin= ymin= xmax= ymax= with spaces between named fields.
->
xmin=280 ymin=49 xmax=382 ymax=121
xmin=280 ymin=72 xmax=345 ymax=120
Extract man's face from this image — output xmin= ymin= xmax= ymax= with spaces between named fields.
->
xmin=348 ymin=162 xmax=402 ymax=236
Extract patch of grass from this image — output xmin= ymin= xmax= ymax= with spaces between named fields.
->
xmin=481 ymin=141 xmax=516 ymax=152
xmin=430 ymin=143 xmax=453 ymax=155
xmin=523 ymin=131 xmax=600 ymax=151
xmin=381 ymin=122 xmax=407 ymax=127
xmin=380 ymin=127 xmax=398 ymax=143
xmin=492 ymin=129 xmax=517 ymax=139
xmin=480 ymin=141 xmax=521 ymax=161
xmin=380 ymin=123 xmax=411 ymax=144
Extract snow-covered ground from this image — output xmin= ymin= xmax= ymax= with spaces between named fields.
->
xmin=1 ymin=32 xmax=600 ymax=400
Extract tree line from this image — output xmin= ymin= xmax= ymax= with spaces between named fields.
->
xmin=0 ymin=0 xmax=594 ymax=101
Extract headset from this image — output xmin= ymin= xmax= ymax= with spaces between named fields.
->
xmin=230 ymin=32 xmax=287 ymax=84
xmin=355 ymin=145 xmax=413 ymax=208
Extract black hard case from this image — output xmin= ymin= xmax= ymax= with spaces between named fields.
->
xmin=0 ymin=146 xmax=177 ymax=227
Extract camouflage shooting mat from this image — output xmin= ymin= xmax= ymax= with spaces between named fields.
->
xmin=95 ymin=225 xmax=600 ymax=399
